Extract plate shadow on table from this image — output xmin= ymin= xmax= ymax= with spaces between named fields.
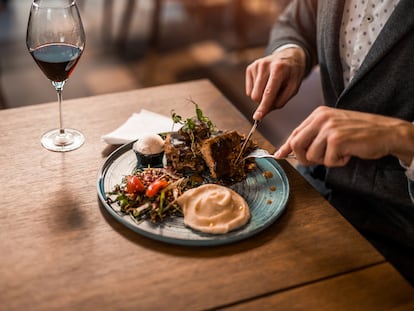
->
xmin=97 ymin=196 xmax=292 ymax=258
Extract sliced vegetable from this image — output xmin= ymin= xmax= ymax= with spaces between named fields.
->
xmin=107 ymin=167 xmax=189 ymax=223
xmin=126 ymin=175 xmax=145 ymax=194
xmin=146 ymin=179 xmax=169 ymax=198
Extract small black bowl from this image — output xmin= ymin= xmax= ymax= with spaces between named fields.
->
xmin=134 ymin=150 xmax=165 ymax=168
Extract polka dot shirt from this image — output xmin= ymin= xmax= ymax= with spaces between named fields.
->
xmin=339 ymin=0 xmax=400 ymax=86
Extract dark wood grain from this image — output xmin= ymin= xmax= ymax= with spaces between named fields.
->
xmin=222 ymin=263 xmax=414 ymax=311
xmin=0 ymin=80 xmax=412 ymax=311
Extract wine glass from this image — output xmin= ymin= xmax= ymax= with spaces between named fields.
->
xmin=26 ymin=0 xmax=86 ymax=152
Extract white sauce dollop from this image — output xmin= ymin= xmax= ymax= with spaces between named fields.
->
xmin=133 ymin=133 xmax=164 ymax=155
xmin=177 ymin=184 xmax=250 ymax=234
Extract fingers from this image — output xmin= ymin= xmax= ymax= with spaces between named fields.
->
xmin=289 ymin=127 xmax=320 ymax=165
xmin=250 ymin=65 xmax=299 ymax=120
xmin=325 ymin=145 xmax=351 ymax=167
xmin=246 ymin=49 xmax=306 ymax=120
xmin=276 ymin=108 xmax=370 ymax=167
xmin=245 ymin=62 xmax=255 ymax=97
xmin=275 ymin=107 xmax=331 ymax=165
xmin=275 ymin=126 xmax=315 ymax=165
xmin=253 ymin=72 xmax=282 ymax=120
xmin=274 ymin=141 xmax=293 ymax=159
xmin=250 ymin=61 xmax=271 ymax=104
xmin=246 ymin=58 xmax=282 ymax=120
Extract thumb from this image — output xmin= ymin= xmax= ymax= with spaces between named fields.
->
xmin=274 ymin=142 xmax=292 ymax=158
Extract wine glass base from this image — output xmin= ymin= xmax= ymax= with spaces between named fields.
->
xmin=41 ymin=128 xmax=85 ymax=152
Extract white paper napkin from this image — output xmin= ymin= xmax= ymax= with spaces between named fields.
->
xmin=102 ymin=109 xmax=179 ymax=145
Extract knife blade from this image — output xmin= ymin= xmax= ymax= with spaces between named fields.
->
xmin=235 ymin=119 xmax=259 ymax=163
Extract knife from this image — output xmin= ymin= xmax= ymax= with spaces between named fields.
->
xmin=235 ymin=119 xmax=259 ymax=163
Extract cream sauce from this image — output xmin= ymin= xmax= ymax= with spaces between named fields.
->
xmin=177 ymin=184 xmax=250 ymax=234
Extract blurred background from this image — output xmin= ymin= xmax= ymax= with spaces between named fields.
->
xmin=0 ymin=0 xmax=321 ymax=146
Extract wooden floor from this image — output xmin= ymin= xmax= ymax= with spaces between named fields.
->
xmin=0 ymin=0 xmax=322 ymax=147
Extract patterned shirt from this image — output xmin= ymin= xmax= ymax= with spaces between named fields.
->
xmin=339 ymin=0 xmax=414 ymax=187
xmin=339 ymin=0 xmax=400 ymax=86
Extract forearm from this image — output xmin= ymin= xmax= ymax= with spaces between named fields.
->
xmin=275 ymin=107 xmax=414 ymax=168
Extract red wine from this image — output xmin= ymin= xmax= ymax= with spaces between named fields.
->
xmin=30 ymin=43 xmax=83 ymax=82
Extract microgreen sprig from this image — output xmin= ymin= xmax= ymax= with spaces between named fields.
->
xmin=171 ymin=100 xmax=217 ymax=157
xmin=171 ymin=100 xmax=216 ymax=134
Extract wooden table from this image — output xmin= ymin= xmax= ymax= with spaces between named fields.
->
xmin=0 ymin=80 xmax=413 ymax=310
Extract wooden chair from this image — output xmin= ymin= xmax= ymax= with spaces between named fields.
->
xmin=113 ymin=0 xmax=249 ymax=51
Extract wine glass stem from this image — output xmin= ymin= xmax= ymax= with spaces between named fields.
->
xmin=55 ymin=83 xmax=65 ymax=134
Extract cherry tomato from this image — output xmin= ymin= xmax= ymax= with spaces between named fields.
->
xmin=126 ymin=175 xmax=145 ymax=194
xmin=146 ymin=179 xmax=169 ymax=198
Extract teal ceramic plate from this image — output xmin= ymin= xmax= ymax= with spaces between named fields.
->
xmin=97 ymin=141 xmax=289 ymax=246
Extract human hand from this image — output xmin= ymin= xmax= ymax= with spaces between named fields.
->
xmin=275 ymin=106 xmax=414 ymax=167
xmin=245 ymin=47 xmax=306 ymax=120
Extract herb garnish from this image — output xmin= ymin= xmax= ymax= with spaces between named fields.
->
xmin=171 ymin=100 xmax=216 ymax=156
xmin=171 ymin=100 xmax=216 ymax=134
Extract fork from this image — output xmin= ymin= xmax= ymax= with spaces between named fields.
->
xmin=242 ymin=148 xmax=296 ymax=161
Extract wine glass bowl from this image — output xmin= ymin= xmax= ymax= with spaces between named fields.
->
xmin=26 ymin=0 xmax=85 ymax=152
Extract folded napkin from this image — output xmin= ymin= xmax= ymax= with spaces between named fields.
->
xmin=102 ymin=109 xmax=179 ymax=145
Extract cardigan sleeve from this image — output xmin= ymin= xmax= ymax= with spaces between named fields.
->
xmin=408 ymin=181 xmax=414 ymax=203
xmin=399 ymin=158 xmax=414 ymax=203
xmin=266 ymin=0 xmax=319 ymax=77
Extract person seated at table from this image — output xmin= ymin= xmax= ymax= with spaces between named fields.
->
xmin=245 ymin=0 xmax=414 ymax=285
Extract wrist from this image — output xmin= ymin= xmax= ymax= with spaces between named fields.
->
xmin=392 ymin=122 xmax=414 ymax=175
xmin=273 ymin=44 xmax=303 ymax=54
